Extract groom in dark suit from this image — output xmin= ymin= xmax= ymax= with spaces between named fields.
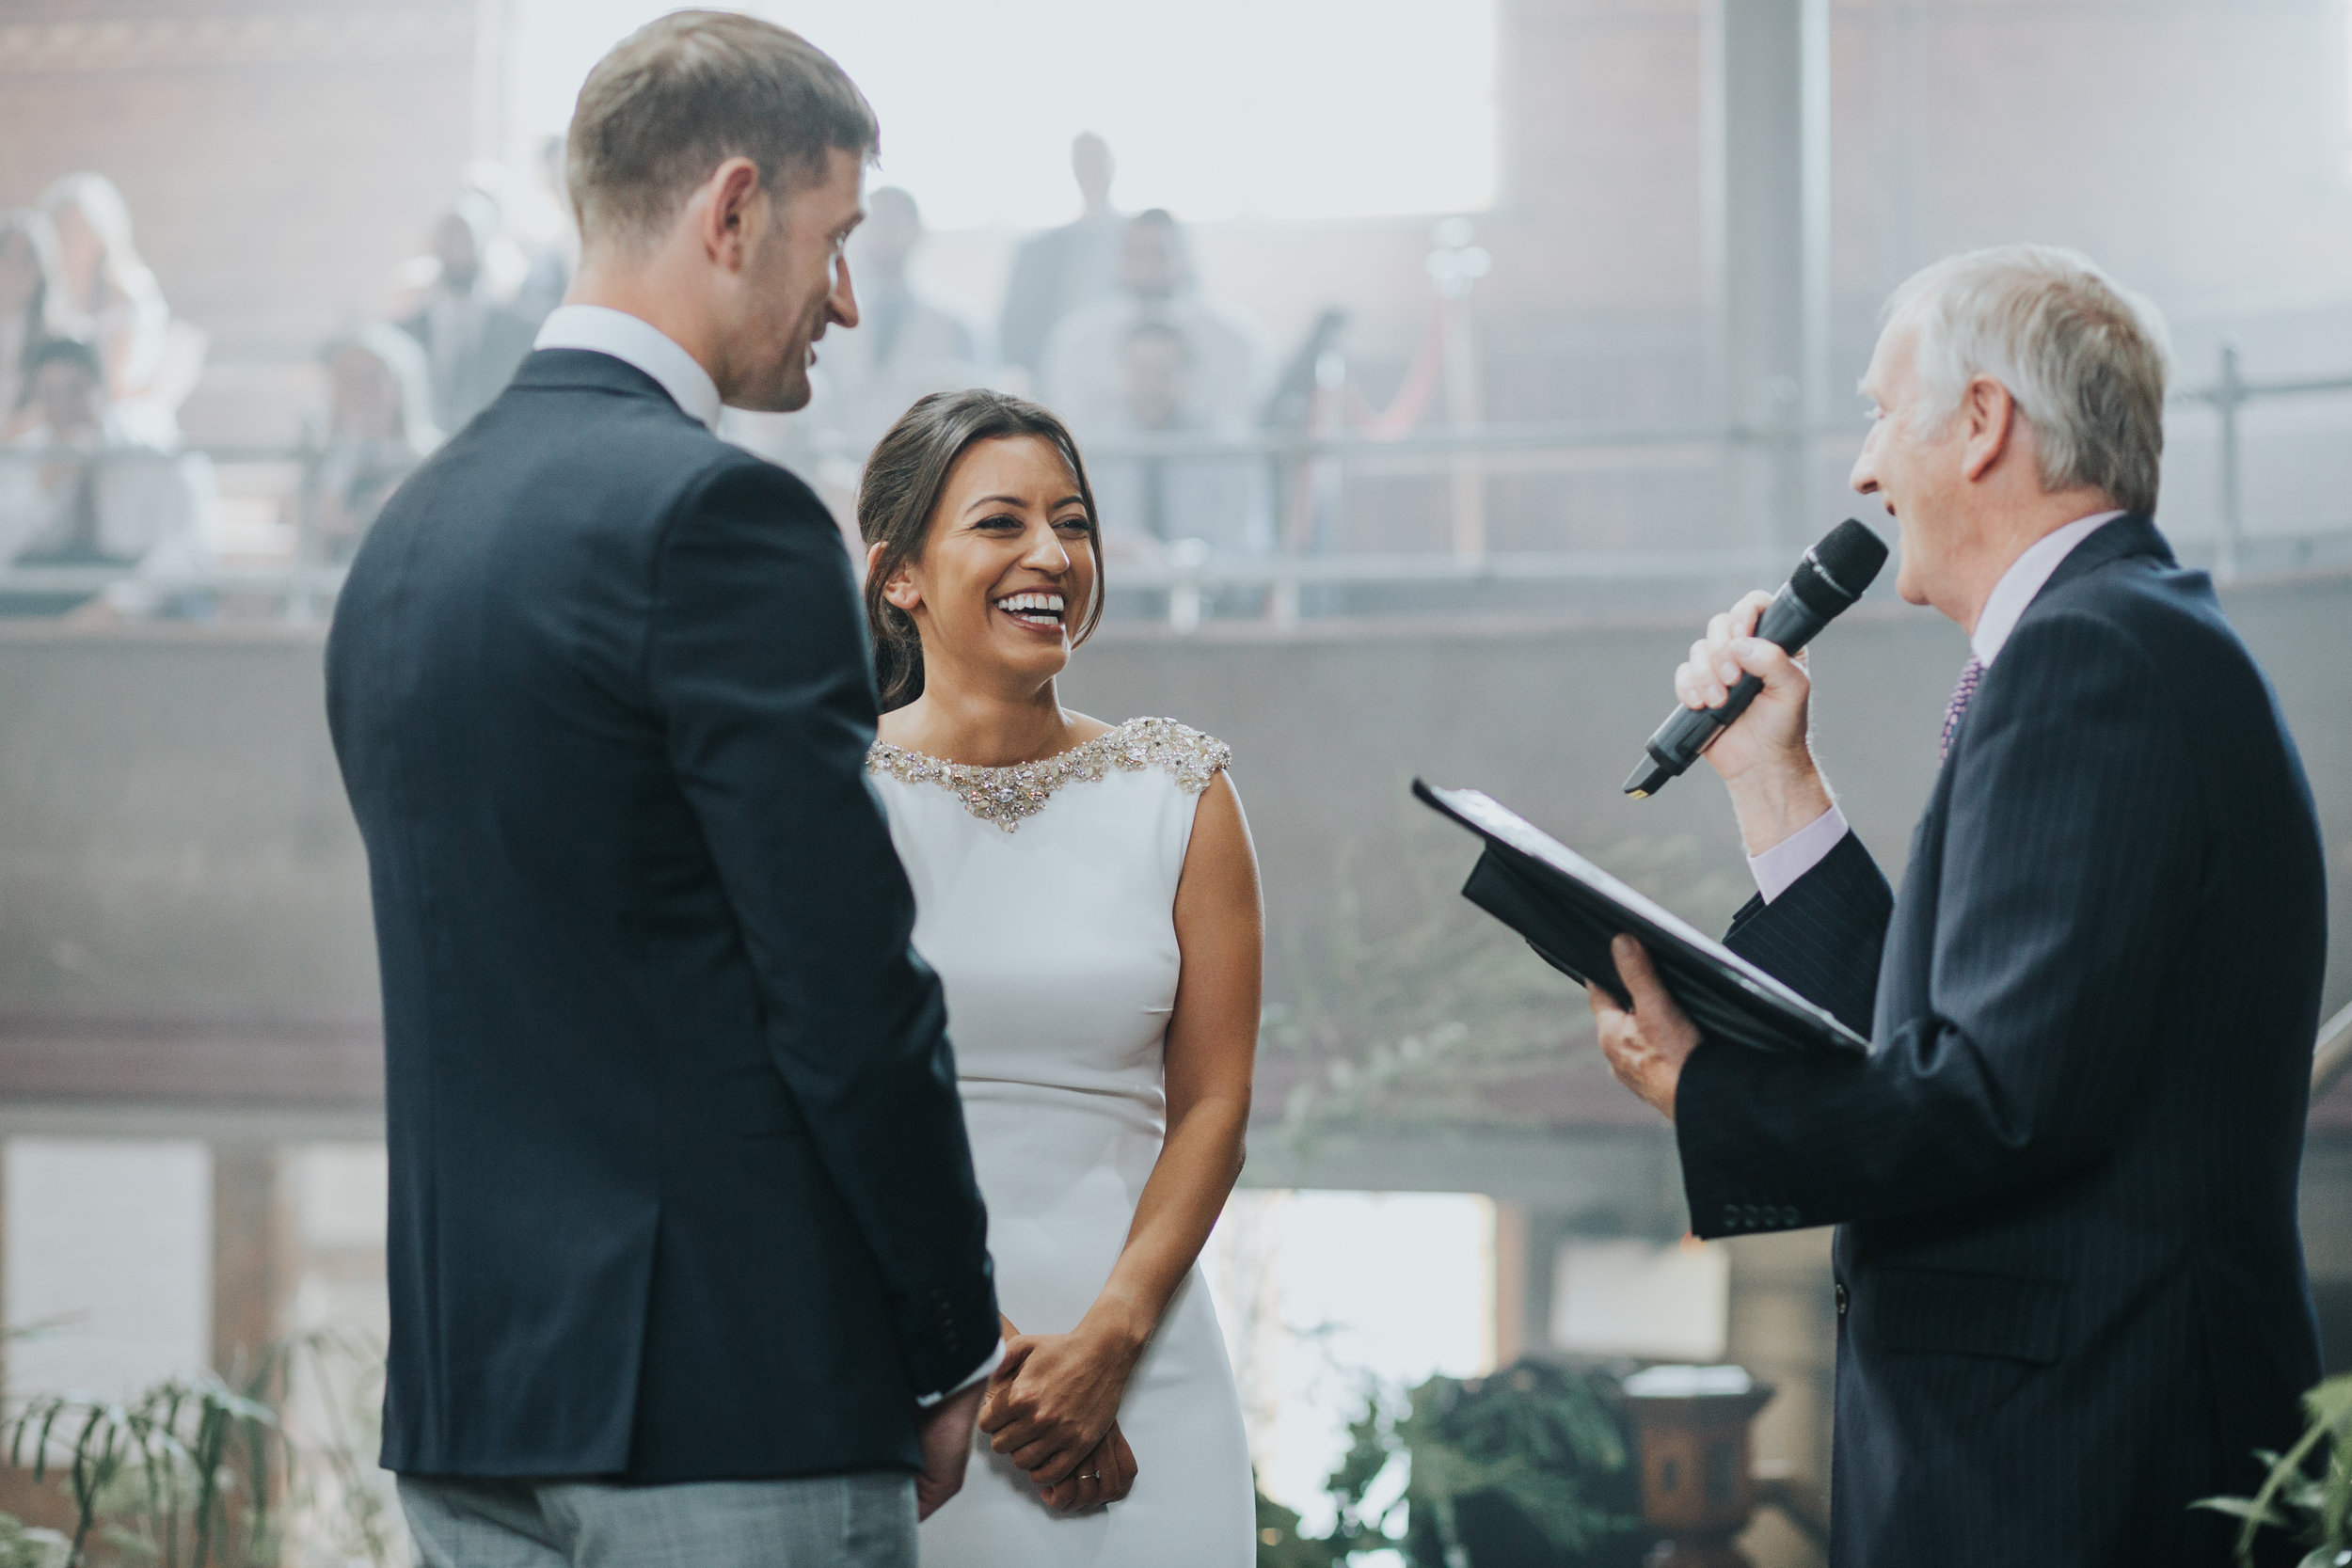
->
xmin=1589 ymin=246 xmax=2327 ymax=1565
xmin=326 ymin=14 xmax=998 ymax=1565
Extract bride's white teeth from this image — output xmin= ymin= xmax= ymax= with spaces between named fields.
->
xmin=992 ymin=591 xmax=1066 ymax=626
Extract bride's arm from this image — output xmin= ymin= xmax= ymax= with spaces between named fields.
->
xmin=980 ymin=770 xmax=1262 ymax=1490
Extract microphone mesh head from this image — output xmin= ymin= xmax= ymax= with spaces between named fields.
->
xmin=1813 ymin=519 xmax=1890 ymax=599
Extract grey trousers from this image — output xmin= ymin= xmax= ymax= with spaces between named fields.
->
xmin=397 ymin=1472 xmax=917 ymax=1568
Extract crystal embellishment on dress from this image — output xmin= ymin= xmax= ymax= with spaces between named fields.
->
xmin=866 ymin=716 xmax=1232 ymax=832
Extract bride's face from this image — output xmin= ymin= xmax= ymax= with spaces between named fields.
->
xmin=882 ymin=435 xmax=1098 ymax=689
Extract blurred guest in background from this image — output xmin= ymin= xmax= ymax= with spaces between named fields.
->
xmin=0 ymin=337 xmax=215 ymax=619
xmin=0 ymin=210 xmax=73 ymax=439
xmin=452 ymin=160 xmax=540 ymax=307
xmin=1085 ymin=319 xmax=1269 ymax=561
xmin=821 ymin=186 xmax=977 ymax=451
xmin=1043 ymin=209 xmax=1257 ymax=440
xmin=511 ymin=135 xmax=578 ymax=325
xmin=399 ymin=193 xmax=539 ymax=433
xmin=726 ymin=186 xmax=976 ymax=542
xmin=39 ymin=172 xmax=206 ymax=446
xmin=314 ymin=323 xmax=441 ymax=563
xmin=997 ymin=132 xmax=1121 ymax=385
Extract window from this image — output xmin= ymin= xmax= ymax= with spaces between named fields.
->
xmin=505 ymin=0 xmax=1499 ymax=227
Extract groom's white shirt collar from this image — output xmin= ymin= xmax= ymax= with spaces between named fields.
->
xmin=533 ymin=305 xmax=724 ymax=433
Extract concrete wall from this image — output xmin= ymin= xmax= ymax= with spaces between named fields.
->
xmin=4 ymin=567 xmax=2347 ymax=1042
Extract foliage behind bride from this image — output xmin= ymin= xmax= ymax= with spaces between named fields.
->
xmin=1263 ymin=817 xmax=1750 ymax=1141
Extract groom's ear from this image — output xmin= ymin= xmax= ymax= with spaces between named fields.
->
xmin=698 ymin=156 xmax=765 ymax=271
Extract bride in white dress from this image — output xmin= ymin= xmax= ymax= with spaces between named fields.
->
xmin=855 ymin=389 xmax=1259 ymax=1566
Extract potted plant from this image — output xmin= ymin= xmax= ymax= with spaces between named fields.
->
xmin=1317 ymin=1358 xmax=1645 ymax=1568
xmin=2197 ymin=1372 xmax=2352 ymax=1567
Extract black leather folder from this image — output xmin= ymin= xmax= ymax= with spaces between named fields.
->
xmin=1414 ymin=778 xmax=1868 ymax=1056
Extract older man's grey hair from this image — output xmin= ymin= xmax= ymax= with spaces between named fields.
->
xmin=1883 ymin=245 xmax=2171 ymax=516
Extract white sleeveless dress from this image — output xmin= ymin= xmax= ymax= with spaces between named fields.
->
xmin=867 ymin=717 xmax=1255 ymax=1568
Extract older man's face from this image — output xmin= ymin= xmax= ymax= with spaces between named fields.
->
xmin=1851 ymin=318 xmax=1968 ymax=610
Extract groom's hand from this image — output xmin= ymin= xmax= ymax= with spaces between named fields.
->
xmin=1589 ymin=934 xmax=1701 ymax=1121
xmin=914 ymin=1381 xmax=988 ymax=1521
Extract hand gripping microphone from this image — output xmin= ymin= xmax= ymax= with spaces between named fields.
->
xmin=1623 ymin=518 xmax=1890 ymax=799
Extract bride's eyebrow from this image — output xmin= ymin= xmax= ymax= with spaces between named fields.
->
xmin=961 ymin=494 xmax=1027 ymax=515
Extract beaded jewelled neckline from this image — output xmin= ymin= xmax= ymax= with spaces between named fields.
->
xmin=866 ymin=716 xmax=1230 ymax=832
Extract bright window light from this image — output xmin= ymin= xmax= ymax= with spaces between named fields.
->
xmin=506 ymin=0 xmax=1498 ymax=227
xmin=1202 ymin=1191 xmax=1493 ymax=1532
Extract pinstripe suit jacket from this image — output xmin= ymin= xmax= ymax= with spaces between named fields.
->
xmin=1676 ymin=515 xmax=2327 ymax=1565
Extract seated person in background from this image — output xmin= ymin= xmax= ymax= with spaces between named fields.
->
xmin=724 ymin=187 xmax=978 ymax=544
xmin=510 ymin=135 xmax=578 ymax=325
xmin=40 ymin=172 xmax=207 ymax=446
xmin=1041 ymin=209 xmax=1258 ymax=445
xmin=399 ymin=194 xmax=540 ymax=433
xmin=820 ymin=187 xmax=977 ymax=451
xmin=0 ymin=337 xmax=215 ymax=619
xmin=0 ymin=210 xmax=74 ymax=441
xmin=315 ymin=323 xmax=441 ymax=562
xmin=1084 ymin=319 xmax=1269 ymax=562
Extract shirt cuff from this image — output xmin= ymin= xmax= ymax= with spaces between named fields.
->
xmin=914 ymin=1338 xmax=1005 ymax=1408
xmin=1745 ymin=806 xmax=1849 ymax=905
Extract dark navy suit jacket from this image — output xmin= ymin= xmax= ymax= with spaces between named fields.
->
xmin=326 ymin=349 xmax=997 ymax=1481
xmin=1676 ymin=515 xmax=2326 ymax=1564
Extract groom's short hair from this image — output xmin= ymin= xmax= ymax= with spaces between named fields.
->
xmin=565 ymin=10 xmax=878 ymax=250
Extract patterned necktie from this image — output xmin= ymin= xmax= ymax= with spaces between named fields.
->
xmin=1941 ymin=656 xmax=1985 ymax=762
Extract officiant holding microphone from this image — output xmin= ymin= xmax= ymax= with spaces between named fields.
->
xmin=1589 ymin=245 xmax=2327 ymax=1565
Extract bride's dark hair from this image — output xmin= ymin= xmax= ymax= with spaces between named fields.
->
xmin=858 ymin=388 xmax=1104 ymax=711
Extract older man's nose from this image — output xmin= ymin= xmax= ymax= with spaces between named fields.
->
xmin=1850 ymin=435 xmax=1881 ymax=495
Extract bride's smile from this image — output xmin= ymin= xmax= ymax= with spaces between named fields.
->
xmin=993 ymin=590 xmax=1066 ymax=631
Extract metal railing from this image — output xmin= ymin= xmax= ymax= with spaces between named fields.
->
xmin=3 ymin=341 xmax=2349 ymax=629
xmin=2174 ymin=340 xmax=2352 ymax=582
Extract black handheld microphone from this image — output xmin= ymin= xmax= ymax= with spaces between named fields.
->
xmin=1623 ymin=519 xmax=1890 ymax=799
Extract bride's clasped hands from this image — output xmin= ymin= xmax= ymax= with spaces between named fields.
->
xmin=978 ymin=1317 xmax=1143 ymax=1512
